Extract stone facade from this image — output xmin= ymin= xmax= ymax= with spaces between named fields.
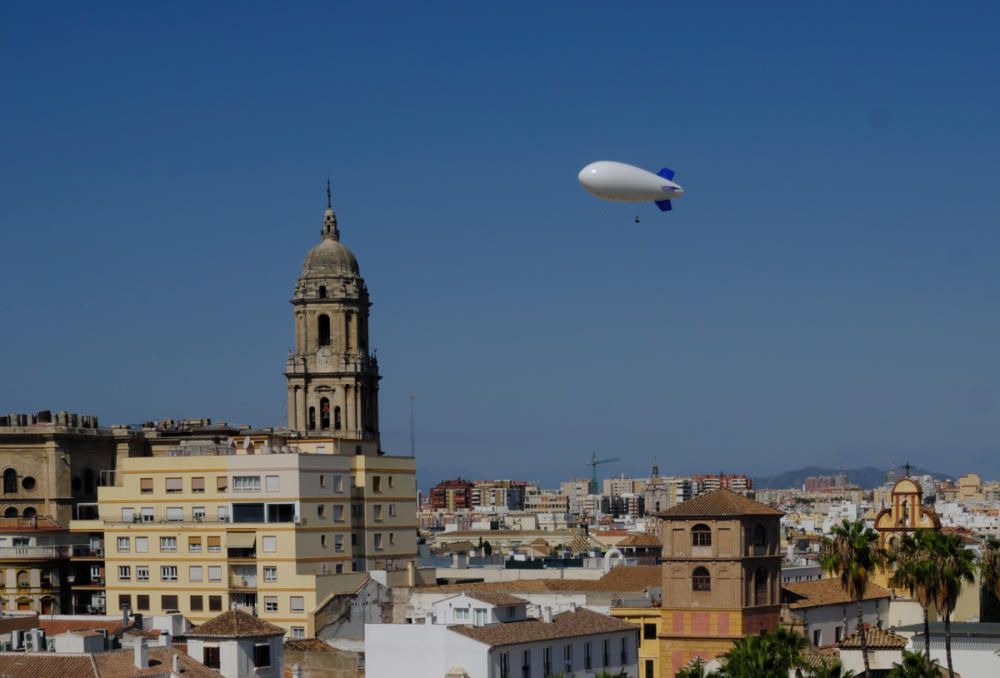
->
xmin=285 ymin=196 xmax=381 ymax=443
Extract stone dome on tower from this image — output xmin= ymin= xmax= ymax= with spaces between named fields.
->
xmin=299 ymin=202 xmax=360 ymax=280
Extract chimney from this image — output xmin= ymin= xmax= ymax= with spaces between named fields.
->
xmin=172 ymin=653 xmax=180 ymax=674
xmin=121 ymin=603 xmax=131 ymax=626
xmin=569 ymin=602 xmax=577 ymax=613
xmin=134 ymin=639 xmax=149 ymax=670
xmin=542 ymin=607 xmax=553 ymax=623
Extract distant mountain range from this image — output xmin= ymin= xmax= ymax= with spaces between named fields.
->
xmin=753 ymin=465 xmax=953 ymax=490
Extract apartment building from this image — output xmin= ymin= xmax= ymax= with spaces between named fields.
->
xmin=70 ymin=448 xmax=416 ymax=636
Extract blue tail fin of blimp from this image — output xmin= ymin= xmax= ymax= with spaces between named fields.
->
xmin=655 ymin=200 xmax=673 ymax=212
xmin=657 ymin=167 xmax=675 ymax=180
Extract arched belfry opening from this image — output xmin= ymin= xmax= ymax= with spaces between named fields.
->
xmin=318 ymin=315 xmax=331 ymax=347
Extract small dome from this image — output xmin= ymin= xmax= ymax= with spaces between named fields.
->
xmin=301 ymin=238 xmax=360 ymax=278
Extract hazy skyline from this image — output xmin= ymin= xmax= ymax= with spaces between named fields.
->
xmin=3 ymin=3 xmax=1000 ymax=484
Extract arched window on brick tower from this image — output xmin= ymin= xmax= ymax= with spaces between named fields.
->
xmin=334 ymin=406 xmax=342 ymax=431
xmin=320 ymin=398 xmax=331 ymax=429
xmin=318 ymin=314 xmax=331 ymax=347
xmin=691 ymin=524 xmax=712 ymax=547
xmin=754 ymin=567 xmax=769 ymax=605
xmin=692 ymin=566 xmax=711 ymax=592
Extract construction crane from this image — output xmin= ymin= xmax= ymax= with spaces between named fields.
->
xmin=587 ymin=453 xmax=620 ymax=494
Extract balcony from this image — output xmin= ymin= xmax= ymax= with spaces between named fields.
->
xmin=229 ymin=575 xmax=258 ymax=589
xmin=0 ymin=546 xmax=72 ymax=559
xmin=72 ymin=545 xmax=104 ymax=558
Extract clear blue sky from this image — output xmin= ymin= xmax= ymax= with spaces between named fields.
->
xmin=3 ymin=2 xmax=1000 ymax=487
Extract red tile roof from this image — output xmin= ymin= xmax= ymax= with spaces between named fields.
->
xmin=449 ymin=608 xmax=637 ymax=647
xmin=784 ymin=579 xmax=891 ymax=609
xmin=838 ymin=626 xmax=907 ymax=649
xmin=187 ymin=609 xmax=286 ymax=639
xmin=93 ymin=646 xmax=222 ymax=677
xmin=0 ymin=653 xmax=98 ymax=677
xmin=658 ymin=489 xmax=783 ymax=518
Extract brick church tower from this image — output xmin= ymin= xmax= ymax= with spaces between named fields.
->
xmin=658 ymin=489 xmax=784 ymax=676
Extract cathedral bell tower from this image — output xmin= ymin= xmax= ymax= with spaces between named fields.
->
xmin=285 ymin=189 xmax=381 ymax=446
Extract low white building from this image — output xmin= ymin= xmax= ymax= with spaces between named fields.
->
xmin=899 ymin=621 xmax=1000 ymax=677
xmin=838 ymin=627 xmax=908 ymax=674
xmin=366 ymin=606 xmax=640 ymax=678
xmin=186 ymin=608 xmax=285 ymax=678
xmin=782 ymin=579 xmax=891 ymax=648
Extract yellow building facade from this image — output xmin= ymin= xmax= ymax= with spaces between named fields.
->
xmin=612 ymin=605 xmax=661 ymax=678
xmin=71 ymin=448 xmax=416 ymax=637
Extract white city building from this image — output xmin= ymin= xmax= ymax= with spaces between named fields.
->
xmin=366 ymin=598 xmax=639 ymax=678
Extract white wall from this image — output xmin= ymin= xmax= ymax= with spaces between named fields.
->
xmin=365 ymin=624 xmax=486 ymax=678
xmin=790 ymin=598 xmax=888 ymax=647
xmin=912 ymin=635 xmax=1000 ymax=677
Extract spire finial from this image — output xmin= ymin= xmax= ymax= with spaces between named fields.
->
xmin=321 ymin=182 xmax=339 ymax=241
xmin=326 ymin=178 xmax=332 ymax=210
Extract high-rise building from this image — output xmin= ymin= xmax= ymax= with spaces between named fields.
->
xmin=429 ymin=479 xmax=474 ymax=511
xmin=693 ymin=473 xmax=751 ymax=495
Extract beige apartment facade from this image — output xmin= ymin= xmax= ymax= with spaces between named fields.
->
xmin=71 ymin=446 xmax=416 ymax=636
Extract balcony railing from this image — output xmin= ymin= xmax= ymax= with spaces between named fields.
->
xmin=0 ymin=546 xmax=73 ymax=559
xmin=72 ymin=545 xmax=104 ymax=557
xmin=229 ymin=576 xmax=258 ymax=589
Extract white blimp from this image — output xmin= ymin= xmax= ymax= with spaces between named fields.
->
xmin=578 ymin=160 xmax=684 ymax=212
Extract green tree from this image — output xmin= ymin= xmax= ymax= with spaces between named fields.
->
xmin=481 ymin=540 xmax=493 ymax=556
xmin=888 ymin=530 xmax=937 ymax=662
xmin=885 ymin=650 xmax=943 ymax=678
xmin=929 ymin=532 xmax=976 ymax=678
xmin=819 ymin=519 xmax=888 ymax=678
xmin=715 ymin=628 xmax=807 ymax=678
xmin=676 ymin=657 xmax=716 ymax=678
xmin=803 ymin=657 xmax=856 ymax=678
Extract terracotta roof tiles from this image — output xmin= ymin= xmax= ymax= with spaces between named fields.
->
xmin=838 ymin=625 xmax=907 ymax=649
xmin=93 ymin=646 xmax=222 ymax=677
xmin=187 ymin=609 xmax=286 ymax=639
xmin=658 ymin=489 xmax=783 ymax=518
xmin=0 ymin=653 xmax=98 ymax=678
xmin=784 ymin=579 xmax=891 ymax=609
xmin=448 ymin=608 xmax=637 ymax=647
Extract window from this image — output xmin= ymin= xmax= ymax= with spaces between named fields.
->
xmin=388 ymin=476 xmax=395 ymax=489
xmin=141 ymin=507 xmax=154 ymax=522
xmin=119 ymin=594 xmax=131 ymax=610
xmin=692 ymin=566 xmax=711 ymax=592
xmin=208 ymin=566 xmax=221 ymax=582
xmin=290 ymin=596 xmax=304 ymax=612
xmin=585 ymin=641 xmax=593 ymax=669
xmin=209 ymin=595 xmax=223 ymax=611
xmin=262 ymin=536 xmax=277 ymax=553
xmin=191 ymin=476 xmax=205 ymax=493
xmin=161 ymin=566 xmax=178 ymax=582
xmin=318 ymin=504 xmax=325 ymax=518
xmin=335 ymin=535 xmax=344 ymax=552
xmin=265 ymin=475 xmax=280 ymax=492
xmin=190 ymin=595 xmax=203 ymax=611
xmin=813 ymin=629 xmax=822 ymax=646
xmin=334 ymin=504 xmax=344 ymax=522
xmin=621 ymin=637 xmax=628 ymax=664
xmin=563 ymin=644 xmax=573 ymax=670
xmin=320 ymin=535 xmax=327 ymax=547
xmin=207 ymin=536 xmax=221 ymax=552
xmin=136 ymin=594 xmax=149 ymax=611
xmin=189 ymin=536 xmax=202 ymax=553
xmin=334 ymin=406 xmax=341 ymax=430
xmin=121 ymin=508 xmax=135 ymax=523
xmin=203 ymin=646 xmax=220 ymax=669
xmin=521 ymin=649 xmax=531 ymax=678
xmin=334 ymin=476 xmax=344 ymax=492
xmin=160 ymin=537 xmax=177 ymax=552
xmin=136 ymin=566 xmax=149 ymax=582
xmin=140 ymin=477 xmax=153 ymax=494
xmin=753 ymin=523 xmax=767 ymax=548
xmin=254 ymin=644 xmax=271 ymax=668
xmin=474 ymin=608 xmax=487 ymax=626
xmin=544 ymin=647 xmax=552 ymax=675
xmin=317 ymin=285 xmax=326 ymax=298
xmin=691 ymin=523 xmax=712 ymax=547
xmin=373 ymin=505 xmax=383 ymax=521
xmin=291 ymin=627 xmax=305 ymax=639
xmin=754 ymin=567 xmax=769 ymax=605
xmin=2 ymin=469 xmax=16 ymax=494
xmin=165 ymin=477 xmax=182 ymax=493
xmin=643 ymin=623 xmax=657 ymax=640
xmin=499 ymin=651 xmax=510 ymax=678
xmin=161 ymin=595 xmax=178 ymax=611
xmin=373 ymin=533 xmax=383 ymax=550
xmin=117 ymin=536 xmax=130 ymax=552
xmin=351 ymin=503 xmax=363 ymax=519
xmin=318 ymin=314 xmax=331 ymax=346
xmin=389 ymin=503 xmax=397 ymax=518
xmin=389 ymin=532 xmax=396 ymax=545
xmin=166 ymin=507 xmax=183 ymax=522
xmin=373 ymin=476 xmax=382 ymax=494
xmin=218 ymin=506 xmax=229 ymax=522
xmin=233 ymin=476 xmax=260 ymax=492
xmin=320 ymin=474 xmax=327 ymax=488
xmin=454 ymin=608 xmax=469 ymax=621
xmin=351 ymin=533 xmax=358 ymax=546
xmin=189 ymin=566 xmax=203 ymax=582
xmin=320 ymin=397 xmax=331 ymax=429
xmin=603 ymin=639 xmax=610 ymax=666
xmin=835 ymin=626 xmax=843 ymax=643
xmin=264 ymin=566 xmax=277 ymax=582
xmin=645 ymin=659 xmax=655 ymax=678
xmin=193 ymin=506 xmax=206 ymax=520
xmin=118 ymin=566 xmax=131 ymax=581
xmin=216 ymin=476 xmax=228 ymax=492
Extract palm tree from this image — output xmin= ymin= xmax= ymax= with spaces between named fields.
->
xmin=888 ymin=530 xmax=937 ymax=661
xmin=929 ymin=531 xmax=976 ymax=678
xmin=820 ymin=519 xmax=888 ymax=678
xmin=802 ymin=656 xmax=856 ymax=678
xmin=676 ymin=657 xmax=717 ymax=678
xmin=715 ymin=629 xmax=807 ymax=678
xmin=886 ymin=650 xmax=943 ymax=678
